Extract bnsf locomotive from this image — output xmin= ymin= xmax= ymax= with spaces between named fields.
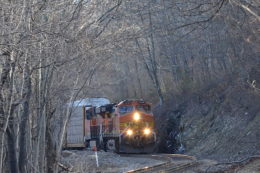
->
xmin=65 ymin=99 xmax=156 ymax=153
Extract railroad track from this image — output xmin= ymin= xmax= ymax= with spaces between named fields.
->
xmin=124 ymin=154 xmax=260 ymax=173
xmin=124 ymin=154 xmax=198 ymax=173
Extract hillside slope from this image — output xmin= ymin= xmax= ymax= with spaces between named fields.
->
xmin=155 ymin=71 xmax=260 ymax=162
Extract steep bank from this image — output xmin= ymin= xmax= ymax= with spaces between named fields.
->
xmin=155 ymin=71 xmax=260 ymax=162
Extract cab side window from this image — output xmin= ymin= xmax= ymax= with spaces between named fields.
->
xmin=119 ymin=106 xmax=133 ymax=115
xmin=136 ymin=105 xmax=151 ymax=113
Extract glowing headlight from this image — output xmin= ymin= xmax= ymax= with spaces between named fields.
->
xmin=126 ymin=129 xmax=133 ymax=136
xmin=143 ymin=128 xmax=151 ymax=135
xmin=133 ymin=112 xmax=140 ymax=121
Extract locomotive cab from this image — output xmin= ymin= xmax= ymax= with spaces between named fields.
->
xmin=115 ymin=100 xmax=156 ymax=153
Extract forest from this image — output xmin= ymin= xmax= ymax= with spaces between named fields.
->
xmin=0 ymin=0 xmax=259 ymax=172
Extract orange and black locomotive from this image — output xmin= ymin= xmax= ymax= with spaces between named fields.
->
xmin=84 ymin=99 xmax=156 ymax=153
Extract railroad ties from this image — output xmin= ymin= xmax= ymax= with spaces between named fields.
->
xmin=126 ymin=154 xmax=198 ymax=173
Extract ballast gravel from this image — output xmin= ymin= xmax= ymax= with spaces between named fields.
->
xmin=61 ymin=150 xmax=164 ymax=173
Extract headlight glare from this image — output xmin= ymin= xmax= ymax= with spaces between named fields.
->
xmin=126 ymin=129 xmax=133 ymax=136
xmin=143 ymin=128 xmax=151 ymax=135
xmin=133 ymin=112 xmax=140 ymax=121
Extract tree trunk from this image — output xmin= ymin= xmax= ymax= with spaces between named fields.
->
xmin=18 ymin=58 xmax=32 ymax=173
xmin=7 ymin=127 xmax=18 ymax=173
xmin=46 ymin=106 xmax=56 ymax=173
xmin=0 ymin=54 xmax=18 ymax=173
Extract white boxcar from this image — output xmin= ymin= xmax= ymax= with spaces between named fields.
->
xmin=65 ymin=98 xmax=110 ymax=148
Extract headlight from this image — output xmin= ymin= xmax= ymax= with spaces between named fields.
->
xmin=126 ymin=129 xmax=133 ymax=136
xmin=143 ymin=128 xmax=151 ymax=135
xmin=133 ymin=112 xmax=140 ymax=121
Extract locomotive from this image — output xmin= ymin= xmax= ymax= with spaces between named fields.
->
xmin=65 ymin=99 xmax=156 ymax=153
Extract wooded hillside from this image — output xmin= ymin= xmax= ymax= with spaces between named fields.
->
xmin=0 ymin=0 xmax=259 ymax=172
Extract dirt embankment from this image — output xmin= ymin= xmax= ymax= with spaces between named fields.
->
xmin=155 ymin=73 xmax=260 ymax=162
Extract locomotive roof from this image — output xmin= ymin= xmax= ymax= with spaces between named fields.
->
xmin=117 ymin=99 xmax=151 ymax=106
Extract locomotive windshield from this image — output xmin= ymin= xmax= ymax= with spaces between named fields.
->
xmin=119 ymin=105 xmax=134 ymax=115
xmin=136 ymin=105 xmax=151 ymax=113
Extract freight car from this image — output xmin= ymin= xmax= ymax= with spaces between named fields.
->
xmin=65 ymin=99 xmax=156 ymax=153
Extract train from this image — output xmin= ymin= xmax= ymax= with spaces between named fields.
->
xmin=65 ymin=98 xmax=157 ymax=153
